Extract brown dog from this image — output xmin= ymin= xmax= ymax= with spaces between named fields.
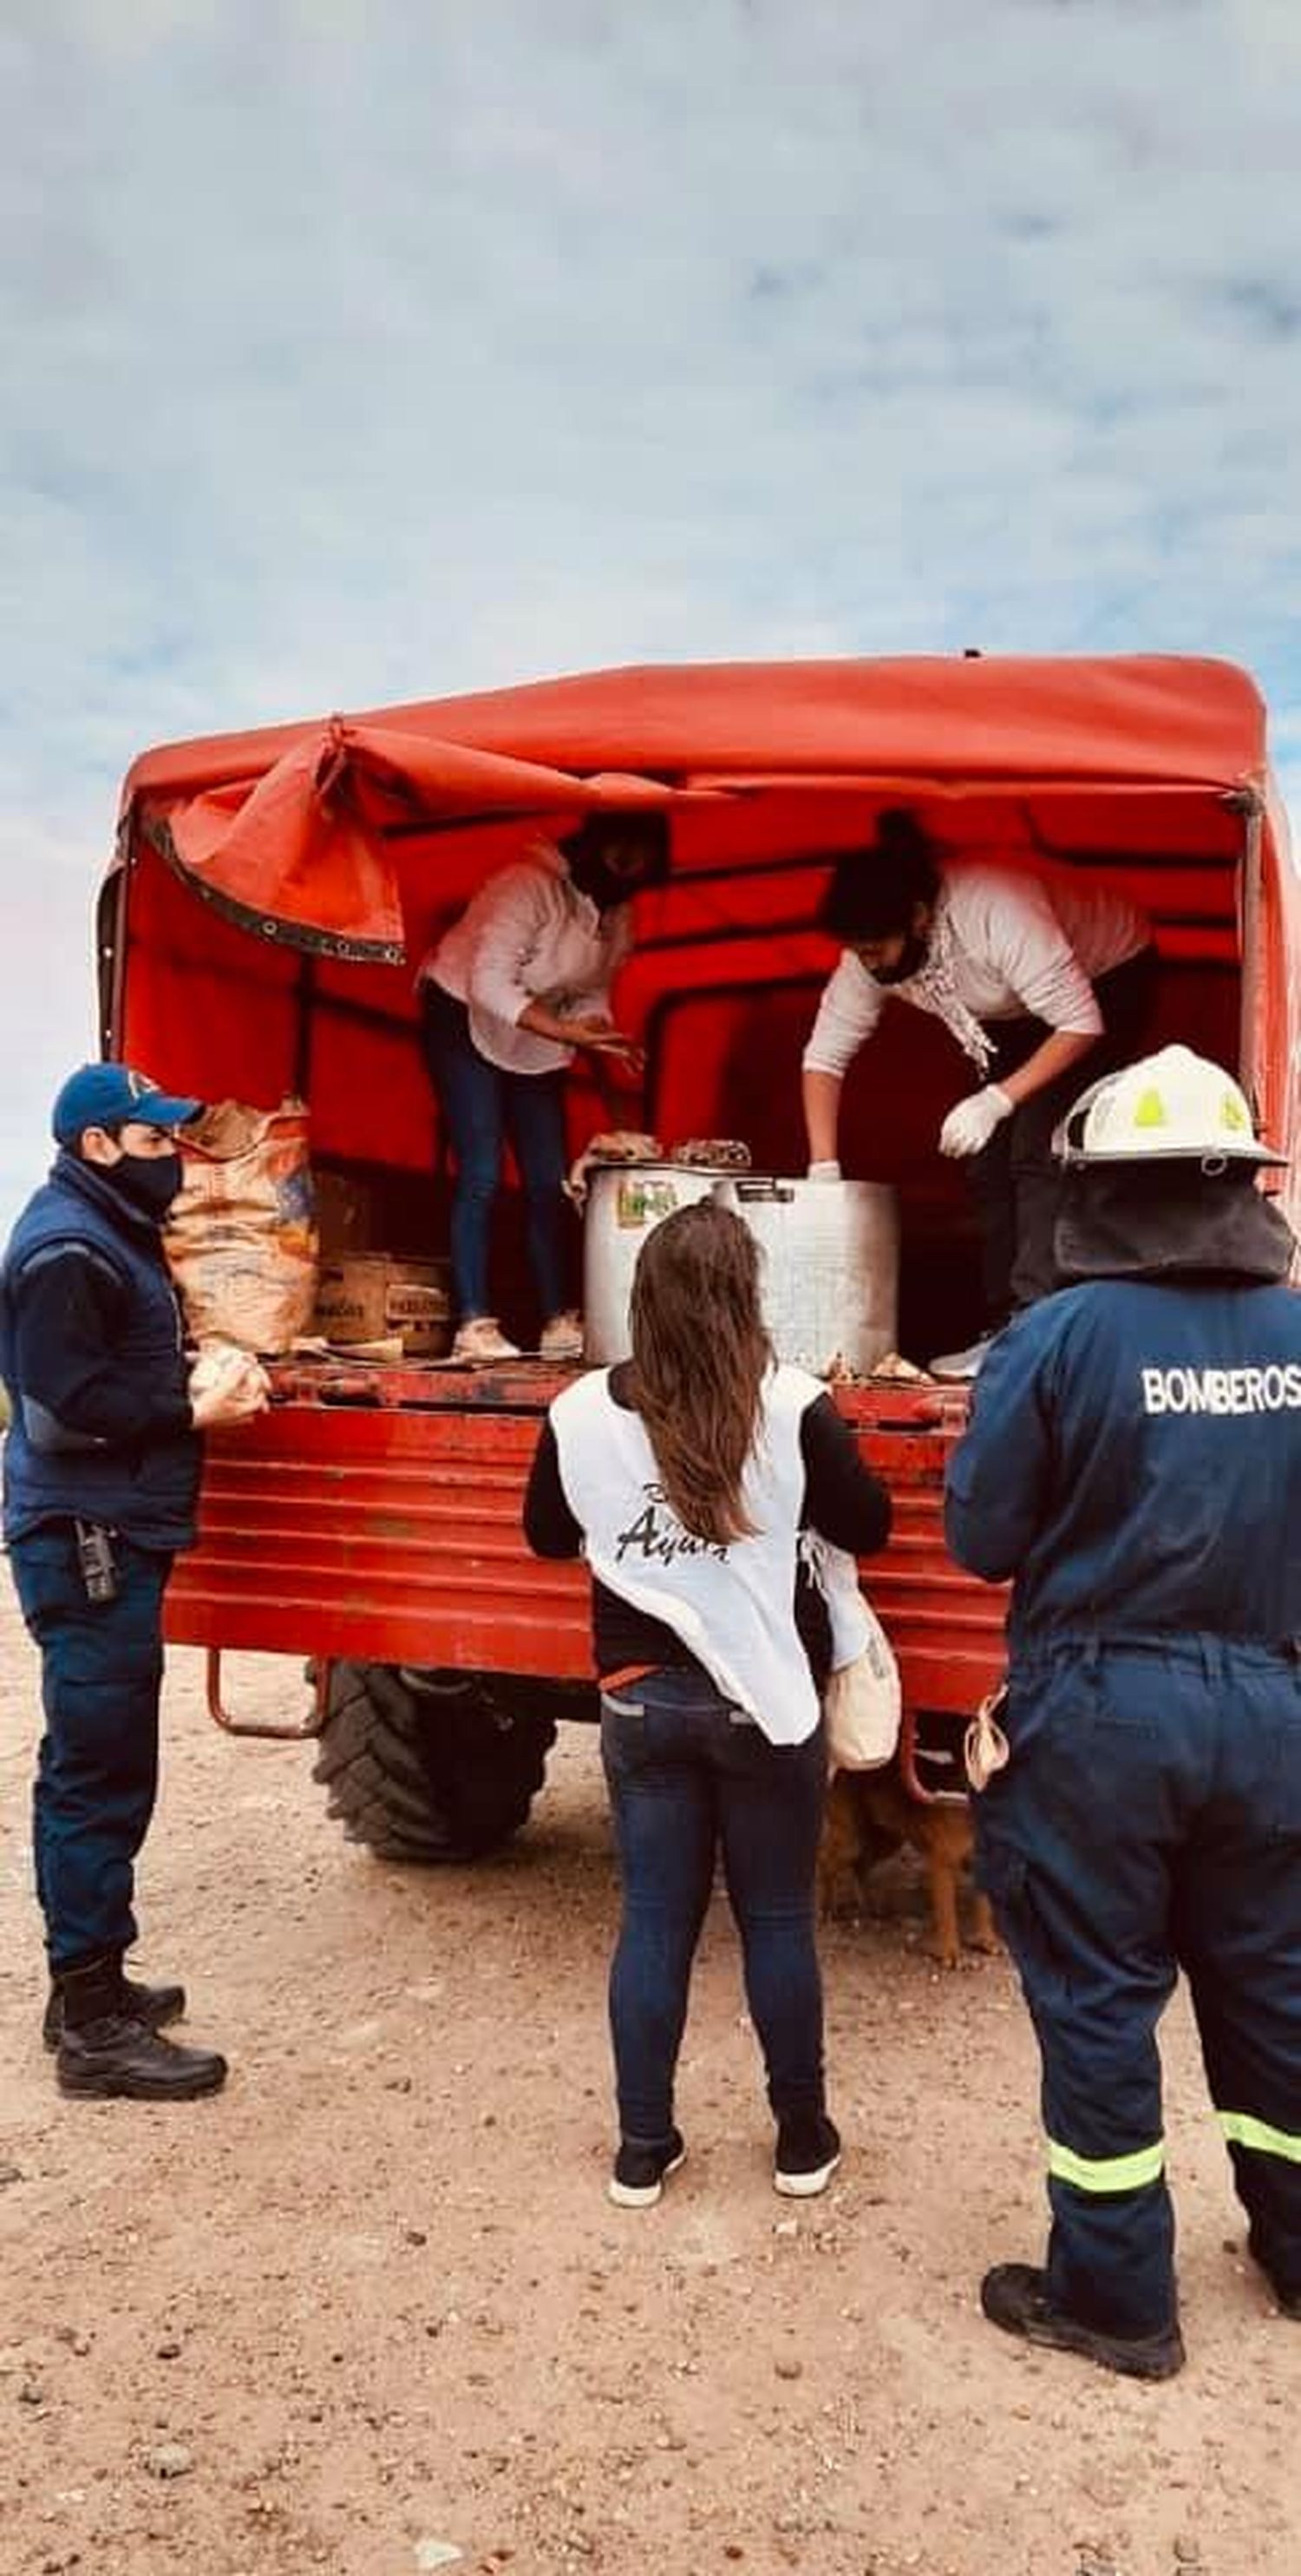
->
xmin=819 ymin=1765 xmax=999 ymax=1968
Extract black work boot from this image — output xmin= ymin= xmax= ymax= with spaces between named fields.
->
xmin=981 ymin=2263 xmax=1185 ymax=2381
xmin=1247 ymin=2230 xmax=1301 ymax=2319
xmin=43 ymin=1970 xmax=186 ymax=2053
xmin=56 ymin=1957 xmax=226 ymax=2101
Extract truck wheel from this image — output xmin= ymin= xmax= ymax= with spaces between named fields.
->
xmin=311 ymin=1662 xmax=557 ymax=1863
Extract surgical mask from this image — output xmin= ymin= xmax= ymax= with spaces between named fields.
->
xmin=106 ymin=1150 xmax=184 ymax=1221
xmin=867 ymin=927 xmax=930 ymax=986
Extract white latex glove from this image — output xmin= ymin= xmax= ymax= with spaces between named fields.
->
xmin=938 ymin=1085 xmax=1013 ymax=1158
xmin=807 ymin=1159 xmax=842 ymax=1183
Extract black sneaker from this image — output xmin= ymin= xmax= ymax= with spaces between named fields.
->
xmin=980 ymin=2264 xmax=1185 ymax=2381
xmin=775 ymin=2112 xmax=841 ymax=2199
xmin=57 ymin=2014 xmax=227 ymax=2102
xmin=608 ymin=2127 xmax=685 ymax=2208
xmin=43 ymin=1975 xmax=186 ymax=2053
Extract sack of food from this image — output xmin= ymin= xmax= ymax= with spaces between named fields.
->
xmin=670 ymin=1137 xmax=752 ymax=1170
xmin=165 ymin=1098 xmax=317 ymax=1354
xmin=565 ymin=1130 xmax=664 ymax=1208
xmin=187 ymin=1338 xmax=271 ymax=1407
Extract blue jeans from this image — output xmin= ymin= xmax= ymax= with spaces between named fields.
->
xmin=599 ymin=1665 xmax=829 ymax=2144
xmin=421 ymin=982 xmax=570 ymax=1325
xmin=8 ymin=1521 xmax=172 ymax=1973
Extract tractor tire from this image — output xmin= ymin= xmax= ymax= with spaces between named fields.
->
xmin=311 ymin=1662 xmax=557 ymax=1864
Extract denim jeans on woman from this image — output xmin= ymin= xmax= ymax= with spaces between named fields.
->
xmin=421 ymin=982 xmax=569 ymax=1324
xmin=599 ymin=1663 xmax=829 ymax=2146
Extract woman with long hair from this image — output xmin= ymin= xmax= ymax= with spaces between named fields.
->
xmin=524 ymin=1198 xmax=890 ymax=2206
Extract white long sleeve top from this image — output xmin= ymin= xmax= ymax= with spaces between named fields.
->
xmin=420 ymin=841 xmax=632 ymax=1075
xmin=802 ymin=858 xmax=1149 ymax=1079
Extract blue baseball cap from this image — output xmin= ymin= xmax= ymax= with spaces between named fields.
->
xmin=52 ymin=1063 xmax=202 ymax=1147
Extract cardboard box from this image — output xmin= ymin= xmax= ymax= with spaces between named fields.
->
xmin=313 ymin=1169 xmax=378 ymax=1255
xmin=314 ymin=1254 xmax=451 ymax=1357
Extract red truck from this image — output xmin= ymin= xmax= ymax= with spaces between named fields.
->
xmin=101 ymin=655 xmax=1301 ymax=1859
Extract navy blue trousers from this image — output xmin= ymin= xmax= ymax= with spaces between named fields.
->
xmin=9 ymin=1521 xmax=171 ymax=1974
xmin=420 ymin=982 xmax=570 ymax=1326
xmin=977 ymin=1637 xmax=1301 ymax=2337
xmin=600 ymin=1667 xmax=828 ymax=2143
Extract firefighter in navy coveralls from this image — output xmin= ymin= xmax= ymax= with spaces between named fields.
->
xmin=0 ymin=1065 xmax=268 ymax=2100
xmin=945 ymin=1044 xmax=1301 ymax=2380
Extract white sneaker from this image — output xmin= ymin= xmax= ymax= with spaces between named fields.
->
xmin=451 ymin=1315 xmax=521 ymax=1365
xmin=539 ymin=1309 xmax=585 ymax=1363
xmin=928 ymin=1333 xmax=995 ymax=1381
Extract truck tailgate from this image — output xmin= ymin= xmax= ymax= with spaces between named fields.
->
xmin=165 ymin=1363 xmax=1006 ymax=1712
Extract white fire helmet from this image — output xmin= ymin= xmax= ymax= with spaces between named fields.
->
xmin=1055 ymin=1045 xmax=1287 ymax=1170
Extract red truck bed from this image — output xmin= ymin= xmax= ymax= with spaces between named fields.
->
xmin=165 ymin=1360 xmax=1006 ymax=1716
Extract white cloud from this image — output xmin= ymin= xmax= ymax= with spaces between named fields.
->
xmin=3 ymin=0 xmax=1301 ymax=1222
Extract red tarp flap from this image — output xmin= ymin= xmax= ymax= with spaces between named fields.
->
xmin=151 ymin=717 xmax=677 ymax=960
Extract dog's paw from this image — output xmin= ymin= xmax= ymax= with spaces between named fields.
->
xmin=817 ymin=1871 xmax=862 ymax=1921
xmin=964 ymin=1898 xmax=1003 ymax=1957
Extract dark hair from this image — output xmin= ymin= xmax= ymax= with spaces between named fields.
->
xmin=628 ymin=1199 xmax=773 ymax=1547
xmin=559 ymin=810 xmax=670 ymax=888
xmin=819 ymin=808 xmax=940 ymax=943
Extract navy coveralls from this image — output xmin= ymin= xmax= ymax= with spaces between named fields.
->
xmin=945 ymin=1276 xmax=1301 ymax=2337
xmin=0 ymin=1156 xmax=199 ymax=1974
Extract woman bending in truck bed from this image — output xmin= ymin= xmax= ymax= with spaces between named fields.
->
xmin=523 ymin=1197 xmax=891 ymax=2208
xmin=417 ymin=814 xmax=668 ymax=1367
xmin=802 ymin=808 xmax=1156 ymax=1379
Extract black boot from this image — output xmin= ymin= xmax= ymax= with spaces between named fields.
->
xmin=1247 ymin=2230 xmax=1301 ymax=2319
xmin=56 ymin=1957 xmax=226 ymax=2101
xmin=43 ymin=1967 xmax=186 ymax=2052
xmin=980 ymin=2263 xmax=1185 ymax=2381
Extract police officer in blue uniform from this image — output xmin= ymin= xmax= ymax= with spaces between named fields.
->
xmin=945 ymin=1045 xmax=1301 ymax=2378
xmin=1 ymin=1065 xmax=267 ymax=2099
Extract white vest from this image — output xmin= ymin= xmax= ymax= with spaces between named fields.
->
xmin=550 ymin=1363 xmax=830 ymax=1744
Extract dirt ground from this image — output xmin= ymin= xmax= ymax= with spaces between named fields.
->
xmin=0 ymin=1590 xmax=1296 ymax=2576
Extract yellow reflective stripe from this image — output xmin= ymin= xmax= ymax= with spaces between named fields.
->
xmin=1219 ymin=2112 xmax=1301 ymax=2164
xmin=1046 ymin=2135 xmax=1166 ymax=2193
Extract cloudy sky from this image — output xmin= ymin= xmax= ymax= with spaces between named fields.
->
xmin=3 ymin=0 xmax=1300 ymax=1228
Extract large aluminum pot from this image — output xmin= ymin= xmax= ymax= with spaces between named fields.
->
xmin=726 ymin=1174 xmax=899 ymax=1374
xmin=583 ymin=1163 xmax=729 ymax=1363
xmin=583 ymin=1164 xmax=899 ymax=1373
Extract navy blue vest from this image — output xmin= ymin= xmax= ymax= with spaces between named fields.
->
xmin=0 ymin=1156 xmax=200 ymax=1549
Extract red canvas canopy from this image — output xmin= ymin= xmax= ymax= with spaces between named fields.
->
xmin=121 ymin=655 xmax=1275 ymax=959
xmin=110 ymin=653 xmax=1299 ymax=1272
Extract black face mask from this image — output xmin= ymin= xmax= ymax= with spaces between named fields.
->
xmin=868 ymin=927 xmax=930 ymax=986
xmin=568 ymin=850 xmax=643 ymax=914
xmin=104 ymin=1151 xmax=184 ymax=1222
